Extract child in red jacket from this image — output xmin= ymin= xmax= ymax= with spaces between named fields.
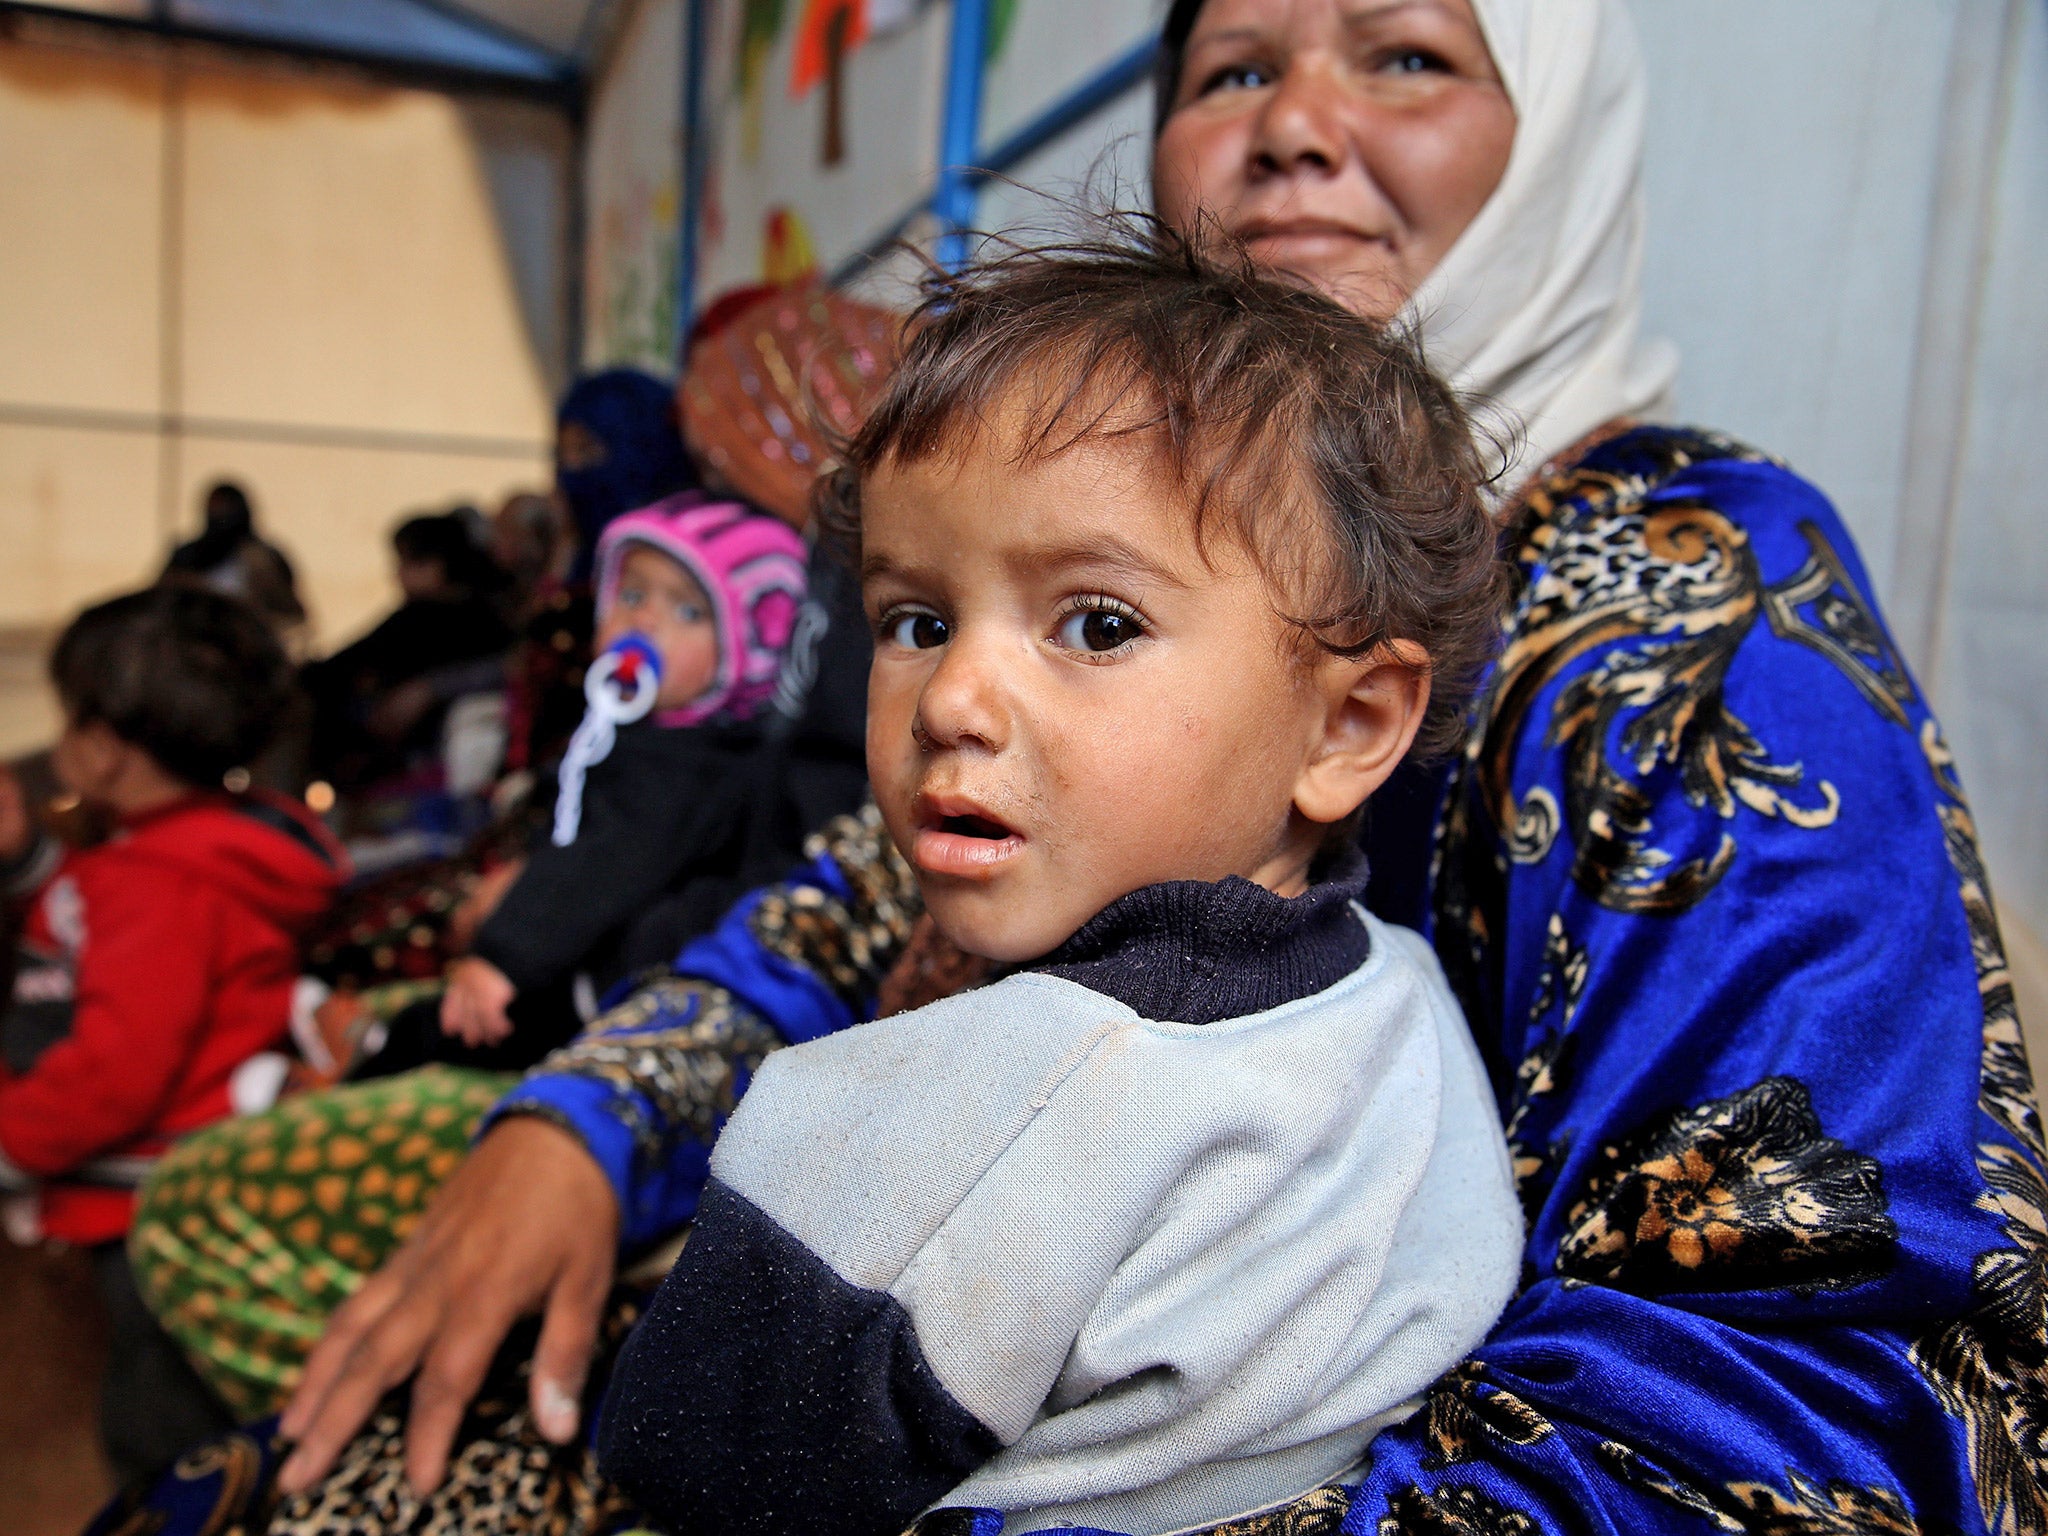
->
xmin=0 ymin=585 xmax=344 ymax=1479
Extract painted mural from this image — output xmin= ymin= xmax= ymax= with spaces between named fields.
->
xmin=584 ymin=0 xmax=686 ymax=373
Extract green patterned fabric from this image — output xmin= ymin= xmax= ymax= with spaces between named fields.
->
xmin=129 ymin=1066 xmax=514 ymax=1417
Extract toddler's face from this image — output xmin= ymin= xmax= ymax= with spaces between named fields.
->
xmin=863 ymin=426 xmax=1351 ymax=965
xmin=601 ymin=545 xmax=720 ymax=713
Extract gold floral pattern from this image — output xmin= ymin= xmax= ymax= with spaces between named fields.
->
xmin=1759 ymin=524 xmax=1916 ymax=730
xmin=1597 ymin=1440 xmax=1926 ymax=1535
xmin=1910 ymin=726 xmax=2048 ymax=1536
xmin=536 ymin=980 xmax=782 ymax=1160
xmin=1432 ymin=431 xmax=1876 ymax=1049
xmin=1201 ymin=1486 xmax=1352 ymax=1535
xmin=749 ymin=801 xmax=921 ymax=1002
xmin=1460 ymin=435 xmax=1844 ymax=918
xmin=1422 ymin=1362 xmax=1553 ymax=1469
xmin=1504 ymin=916 xmax=1588 ymax=1219
xmin=904 ymin=1488 xmax=1351 ymax=1536
xmin=1556 ymin=1076 xmax=1895 ymax=1293
xmin=1379 ymin=1485 xmax=1540 ymax=1536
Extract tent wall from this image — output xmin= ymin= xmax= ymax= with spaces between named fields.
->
xmin=0 ymin=24 xmax=569 ymax=750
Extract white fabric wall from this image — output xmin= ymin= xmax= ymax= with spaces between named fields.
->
xmin=0 ymin=23 xmax=569 ymax=756
xmin=1628 ymin=0 xmax=2048 ymax=980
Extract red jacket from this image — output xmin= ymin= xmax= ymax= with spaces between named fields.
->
xmin=0 ymin=793 xmax=344 ymax=1244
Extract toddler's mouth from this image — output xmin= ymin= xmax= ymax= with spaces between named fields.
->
xmin=912 ymin=796 xmax=1025 ymax=879
xmin=940 ymin=812 xmax=1010 ymax=840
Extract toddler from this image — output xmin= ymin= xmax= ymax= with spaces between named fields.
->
xmin=600 ymin=232 xmax=1522 ymax=1536
xmin=0 ymin=586 xmax=343 ymax=1475
xmin=434 ymin=494 xmax=808 ymax=1053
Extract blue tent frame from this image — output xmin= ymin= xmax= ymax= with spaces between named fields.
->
xmin=0 ymin=0 xmax=588 ymax=101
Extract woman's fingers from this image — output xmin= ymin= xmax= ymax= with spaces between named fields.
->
xmin=402 ymin=1311 xmax=516 ymax=1492
xmin=280 ymin=1263 xmax=407 ymax=1441
xmin=272 ymin=1118 xmax=621 ymax=1498
xmin=278 ymin=1282 xmax=443 ymax=1493
xmin=529 ymin=1250 xmax=611 ymax=1443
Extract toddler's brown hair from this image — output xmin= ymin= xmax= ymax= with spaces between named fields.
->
xmin=817 ymin=215 xmax=1504 ymax=760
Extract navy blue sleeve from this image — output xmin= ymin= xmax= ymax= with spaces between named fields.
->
xmin=599 ymin=1180 xmax=1001 ymax=1536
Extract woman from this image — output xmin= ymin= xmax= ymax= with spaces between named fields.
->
xmin=110 ymin=2 xmax=2036 ymax=1533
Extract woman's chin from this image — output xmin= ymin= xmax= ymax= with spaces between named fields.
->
xmin=1243 ymin=240 xmax=1411 ymax=319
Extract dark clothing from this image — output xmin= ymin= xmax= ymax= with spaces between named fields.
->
xmin=352 ymin=983 xmax=585 ymax=1079
xmin=309 ymin=595 xmax=513 ymax=699
xmin=90 ymin=1244 xmax=235 ymax=1486
xmin=1039 ymin=848 xmax=1372 ymax=1024
xmin=557 ymin=370 xmax=697 ymax=579
xmin=303 ymin=595 xmax=515 ymax=786
xmin=474 ymin=720 xmax=767 ymax=997
xmin=722 ymin=545 xmax=872 ymax=895
xmin=161 ymin=536 xmax=305 ymax=634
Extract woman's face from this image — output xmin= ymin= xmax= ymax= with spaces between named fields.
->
xmin=1154 ymin=0 xmax=1515 ymax=319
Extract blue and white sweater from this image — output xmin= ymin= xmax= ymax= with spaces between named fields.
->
xmin=596 ymin=857 xmax=1521 ymax=1536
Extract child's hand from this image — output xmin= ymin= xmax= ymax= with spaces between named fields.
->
xmin=440 ymin=957 xmax=516 ymax=1047
xmin=0 ymin=766 xmax=33 ymax=864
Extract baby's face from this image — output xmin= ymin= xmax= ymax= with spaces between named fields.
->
xmin=862 ymin=428 xmax=1340 ymax=965
xmin=601 ymin=545 xmax=719 ymax=712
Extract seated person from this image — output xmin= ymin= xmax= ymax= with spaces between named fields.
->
xmin=596 ymin=237 xmax=1521 ymax=1534
xmin=302 ymin=510 xmax=515 ymax=794
xmin=0 ymin=586 xmax=344 ymax=1481
xmin=160 ymin=479 xmax=308 ymax=647
xmin=363 ymin=495 xmax=809 ymax=1073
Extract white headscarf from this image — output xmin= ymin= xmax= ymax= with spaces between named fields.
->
xmin=1402 ymin=0 xmax=1678 ymax=490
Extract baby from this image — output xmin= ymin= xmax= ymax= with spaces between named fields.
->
xmin=600 ymin=230 xmax=1522 ymax=1536
xmin=435 ymin=495 xmax=807 ymax=1054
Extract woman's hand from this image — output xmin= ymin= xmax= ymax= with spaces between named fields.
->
xmin=276 ymin=1115 xmax=621 ymax=1495
xmin=440 ymin=956 xmax=517 ymax=1045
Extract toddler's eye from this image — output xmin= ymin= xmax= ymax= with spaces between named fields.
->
xmin=885 ymin=611 xmax=949 ymax=650
xmin=675 ymin=601 xmax=707 ymax=625
xmin=617 ymin=585 xmax=644 ymax=607
xmin=1055 ymin=606 xmax=1144 ymax=655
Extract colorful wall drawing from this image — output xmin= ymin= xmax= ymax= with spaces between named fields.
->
xmin=791 ymin=0 xmax=867 ymax=166
xmin=761 ymin=205 xmax=819 ymax=283
xmin=583 ymin=0 xmax=687 ymax=372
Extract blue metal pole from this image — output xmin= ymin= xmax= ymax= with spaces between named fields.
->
xmin=677 ymin=0 xmax=711 ymax=357
xmin=972 ymin=35 xmax=1158 ymax=185
xmin=933 ymin=0 xmax=992 ymax=271
xmin=831 ymin=31 xmax=1160 ymax=287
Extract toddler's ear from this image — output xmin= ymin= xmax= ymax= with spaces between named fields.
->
xmin=1293 ymin=642 xmax=1430 ymax=826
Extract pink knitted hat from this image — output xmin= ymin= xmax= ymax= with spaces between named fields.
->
xmin=594 ymin=494 xmax=808 ymax=726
